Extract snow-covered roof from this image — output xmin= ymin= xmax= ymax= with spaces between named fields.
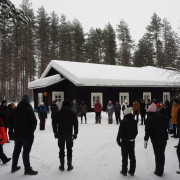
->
xmin=28 ymin=74 xmax=65 ymax=89
xmin=29 ymin=60 xmax=180 ymax=88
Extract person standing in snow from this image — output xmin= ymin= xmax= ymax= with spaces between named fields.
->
xmin=117 ymin=107 xmax=138 ymax=176
xmin=106 ymin=101 xmax=114 ymax=124
xmin=0 ymin=117 xmax=11 ymax=164
xmin=38 ymin=102 xmax=47 ymax=130
xmin=140 ymin=99 xmax=146 ymax=125
xmin=171 ymin=99 xmax=180 ymax=138
xmin=8 ymin=103 xmax=16 ymax=140
xmin=71 ymin=99 xmax=79 ymax=115
xmin=94 ymin=100 xmax=102 ymax=124
xmin=122 ymin=100 xmax=128 ymax=114
xmin=51 ymin=101 xmax=59 ymax=127
xmin=165 ymin=100 xmax=173 ymax=134
xmin=133 ymin=100 xmax=140 ymax=124
xmin=53 ymin=100 xmax=78 ymax=171
xmin=80 ymin=101 xmax=88 ymax=124
xmin=144 ymin=103 xmax=168 ymax=177
xmin=114 ymin=101 xmax=121 ymax=124
xmin=10 ymin=94 xmax=38 ymax=175
xmin=0 ymin=100 xmax=9 ymax=132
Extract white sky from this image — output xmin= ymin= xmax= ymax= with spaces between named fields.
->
xmin=13 ymin=0 xmax=180 ymax=42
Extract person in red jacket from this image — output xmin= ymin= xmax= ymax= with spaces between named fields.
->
xmin=94 ymin=100 xmax=102 ymax=124
xmin=0 ymin=118 xmax=11 ymax=164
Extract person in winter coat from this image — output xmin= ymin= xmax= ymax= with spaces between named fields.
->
xmin=140 ymin=99 xmax=146 ymax=125
xmin=117 ymin=107 xmax=138 ymax=176
xmin=122 ymin=100 xmax=128 ymax=114
xmin=10 ymin=94 xmax=38 ymax=175
xmin=144 ymin=103 xmax=168 ymax=177
xmin=114 ymin=101 xmax=121 ymax=124
xmin=80 ymin=101 xmax=88 ymax=124
xmin=94 ymin=100 xmax=102 ymax=124
xmin=171 ymin=99 xmax=180 ymax=138
xmin=38 ymin=102 xmax=47 ymax=130
xmin=71 ymin=99 xmax=79 ymax=115
xmin=8 ymin=103 xmax=16 ymax=140
xmin=53 ymin=100 xmax=78 ymax=171
xmin=165 ymin=100 xmax=173 ymax=134
xmin=106 ymin=101 xmax=114 ymax=124
xmin=0 ymin=100 xmax=9 ymax=131
xmin=50 ymin=101 xmax=59 ymax=127
xmin=0 ymin=117 xmax=11 ymax=164
xmin=133 ymin=100 xmax=140 ymax=124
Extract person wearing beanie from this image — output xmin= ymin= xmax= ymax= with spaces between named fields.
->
xmin=106 ymin=101 xmax=114 ymax=124
xmin=53 ymin=100 xmax=78 ymax=171
xmin=144 ymin=101 xmax=168 ymax=177
xmin=171 ymin=99 xmax=180 ymax=138
xmin=9 ymin=95 xmax=38 ymax=175
xmin=114 ymin=101 xmax=121 ymax=124
xmin=38 ymin=102 xmax=47 ymax=130
xmin=117 ymin=107 xmax=138 ymax=176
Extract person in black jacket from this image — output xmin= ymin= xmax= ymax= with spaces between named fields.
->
xmin=50 ymin=101 xmax=59 ymax=127
xmin=140 ymin=99 xmax=146 ymax=125
xmin=0 ymin=100 xmax=9 ymax=132
xmin=10 ymin=94 xmax=38 ymax=175
xmin=114 ymin=101 xmax=121 ymax=124
xmin=117 ymin=107 xmax=138 ymax=176
xmin=144 ymin=103 xmax=168 ymax=177
xmin=8 ymin=103 xmax=16 ymax=140
xmin=53 ymin=100 xmax=78 ymax=171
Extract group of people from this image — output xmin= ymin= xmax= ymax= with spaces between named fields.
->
xmin=1 ymin=95 xmax=180 ymax=178
xmin=116 ymin=98 xmax=180 ymax=177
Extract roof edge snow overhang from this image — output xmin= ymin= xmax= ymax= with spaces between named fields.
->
xmin=28 ymin=74 xmax=65 ymax=89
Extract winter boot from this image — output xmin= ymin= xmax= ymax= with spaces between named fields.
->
xmin=59 ymin=158 xmax=64 ymax=171
xmin=120 ymin=170 xmax=127 ymax=176
xmin=24 ymin=167 xmax=38 ymax=175
xmin=177 ymin=169 xmax=180 ymax=174
xmin=2 ymin=158 xmax=11 ymax=164
xmin=11 ymin=166 xmax=21 ymax=173
xmin=128 ymin=170 xmax=134 ymax=176
xmin=67 ymin=158 xmax=73 ymax=171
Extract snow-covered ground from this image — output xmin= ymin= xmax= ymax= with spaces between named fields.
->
xmin=1 ymin=112 xmax=180 ymax=180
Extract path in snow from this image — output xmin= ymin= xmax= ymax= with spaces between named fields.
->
xmin=0 ymin=112 xmax=179 ymax=180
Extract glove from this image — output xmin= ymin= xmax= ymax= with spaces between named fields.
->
xmin=144 ymin=140 xmax=148 ymax=149
xmin=54 ymin=133 xmax=58 ymax=139
xmin=117 ymin=138 xmax=122 ymax=147
xmin=73 ymin=134 xmax=77 ymax=140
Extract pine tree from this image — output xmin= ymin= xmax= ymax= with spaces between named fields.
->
xmin=133 ymin=34 xmax=154 ymax=67
xmin=146 ymin=13 xmax=162 ymax=67
xmin=117 ymin=20 xmax=133 ymax=66
xmin=36 ymin=6 xmax=51 ymax=76
xmin=103 ymin=23 xmax=117 ymax=65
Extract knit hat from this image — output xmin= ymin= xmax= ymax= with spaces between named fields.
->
xmin=22 ymin=94 xmax=30 ymax=103
xmin=156 ymin=103 xmax=161 ymax=108
xmin=1 ymin=100 xmax=7 ymax=106
xmin=148 ymin=103 xmax=157 ymax=112
xmin=124 ymin=107 xmax=133 ymax=115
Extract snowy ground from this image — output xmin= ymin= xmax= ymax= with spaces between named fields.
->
xmin=1 ymin=112 xmax=180 ymax=180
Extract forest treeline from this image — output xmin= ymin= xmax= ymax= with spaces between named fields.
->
xmin=0 ymin=0 xmax=180 ymax=101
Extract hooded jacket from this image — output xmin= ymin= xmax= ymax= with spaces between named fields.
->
xmin=9 ymin=100 xmax=37 ymax=140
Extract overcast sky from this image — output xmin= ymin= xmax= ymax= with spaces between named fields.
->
xmin=13 ymin=0 xmax=180 ymax=42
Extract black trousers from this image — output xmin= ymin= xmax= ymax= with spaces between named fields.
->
xmin=95 ymin=112 xmax=101 ymax=123
xmin=8 ymin=127 xmax=14 ymax=140
xmin=58 ymin=138 xmax=73 ymax=159
xmin=12 ymin=138 xmax=34 ymax=171
xmin=81 ymin=113 xmax=87 ymax=123
xmin=177 ymin=140 xmax=180 ymax=168
xmin=134 ymin=114 xmax=139 ymax=124
xmin=115 ymin=112 xmax=121 ymax=124
xmin=140 ymin=114 xmax=146 ymax=125
xmin=152 ymin=141 xmax=167 ymax=176
xmin=0 ymin=144 xmax=8 ymax=163
xmin=121 ymin=141 xmax=136 ymax=174
xmin=173 ymin=124 xmax=178 ymax=136
xmin=108 ymin=113 xmax=113 ymax=124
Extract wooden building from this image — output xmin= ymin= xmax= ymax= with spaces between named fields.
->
xmin=28 ymin=60 xmax=180 ymax=111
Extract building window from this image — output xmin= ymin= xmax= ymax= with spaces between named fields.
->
xmin=163 ymin=92 xmax=170 ymax=102
xmin=143 ymin=92 xmax=151 ymax=103
xmin=91 ymin=93 xmax=103 ymax=108
xmin=119 ymin=93 xmax=129 ymax=105
xmin=38 ymin=93 xmax=43 ymax=105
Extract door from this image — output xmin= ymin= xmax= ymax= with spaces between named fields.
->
xmin=38 ymin=93 xmax=43 ymax=106
xmin=52 ymin=92 xmax=64 ymax=109
xmin=119 ymin=93 xmax=129 ymax=105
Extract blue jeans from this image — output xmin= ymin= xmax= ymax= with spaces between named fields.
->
xmin=12 ymin=138 xmax=34 ymax=171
